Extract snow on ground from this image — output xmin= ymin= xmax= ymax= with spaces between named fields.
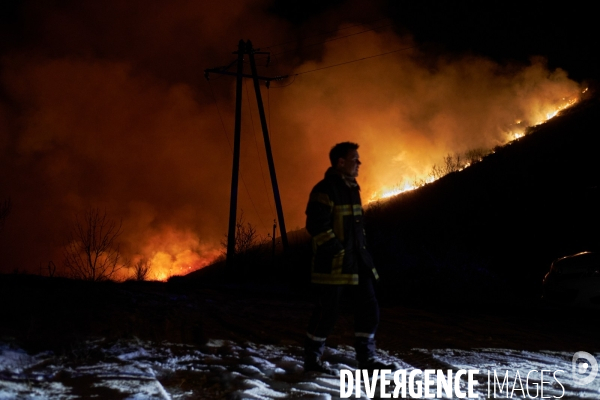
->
xmin=1 ymin=338 xmax=598 ymax=399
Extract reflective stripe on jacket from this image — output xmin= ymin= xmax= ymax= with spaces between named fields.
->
xmin=305 ymin=168 xmax=379 ymax=285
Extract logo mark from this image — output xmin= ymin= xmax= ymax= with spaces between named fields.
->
xmin=572 ymin=351 xmax=598 ymax=385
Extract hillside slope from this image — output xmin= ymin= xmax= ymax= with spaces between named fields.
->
xmin=366 ymin=92 xmax=599 ymax=303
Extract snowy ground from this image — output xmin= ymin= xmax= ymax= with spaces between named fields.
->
xmin=1 ymin=337 xmax=598 ymax=399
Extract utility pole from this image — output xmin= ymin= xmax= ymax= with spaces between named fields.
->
xmin=205 ymin=40 xmax=289 ymax=269
xmin=247 ymin=40 xmax=289 ymax=252
xmin=224 ymin=40 xmax=245 ymax=269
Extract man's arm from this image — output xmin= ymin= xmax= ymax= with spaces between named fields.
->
xmin=306 ymin=190 xmax=344 ymax=254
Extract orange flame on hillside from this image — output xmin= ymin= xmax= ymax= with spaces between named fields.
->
xmin=128 ymin=227 xmax=220 ymax=281
xmin=367 ymin=90 xmax=586 ymax=203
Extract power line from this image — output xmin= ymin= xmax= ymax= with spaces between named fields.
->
xmin=221 ymin=45 xmax=416 ymax=89
xmin=268 ymin=74 xmax=296 ymax=89
xmin=262 ymin=16 xmax=390 ymax=50
xmin=206 ymin=79 xmax=232 ymax=149
xmin=248 ymin=19 xmax=394 ymax=70
xmin=271 ymin=23 xmax=395 ymax=56
xmin=207 ymin=37 xmax=413 ymax=88
xmin=293 ymin=45 xmax=416 ymax=76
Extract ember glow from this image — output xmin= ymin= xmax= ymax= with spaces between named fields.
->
xmin=0 ymin=2 xmax=587 ymax=279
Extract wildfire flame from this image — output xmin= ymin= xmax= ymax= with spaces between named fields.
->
xmin=367 ymin=89 xmax=586 ymax=203
xmin=128 ymin=227 xmax=220 ymax=281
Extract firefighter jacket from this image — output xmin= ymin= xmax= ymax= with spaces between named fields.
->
xmin=305 ymin=167 xmax=379 ymax=285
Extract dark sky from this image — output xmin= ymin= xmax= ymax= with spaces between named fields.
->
xmin=386 ymin=1 xmax=597 ymax=82
xmin=0 ymin=0 xmax=593 ymax=278
xmin=267 ymin=0 xmax=597 ymax=81
xmin=2 ymin=1 xmax=596 ymax=80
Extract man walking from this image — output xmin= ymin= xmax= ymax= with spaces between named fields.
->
xmin=304 ymin=142 xmax=395 ymax=375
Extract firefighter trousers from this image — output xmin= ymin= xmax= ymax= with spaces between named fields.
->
xmin=304 ymin=270 xmax=379 ymax=363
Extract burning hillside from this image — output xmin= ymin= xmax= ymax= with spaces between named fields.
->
xmin=0 ymin=1 xmax=589 ymax=280
xmin=368 ymin=88 xmax=585 ymax=202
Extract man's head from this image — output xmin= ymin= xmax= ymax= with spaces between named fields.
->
xmin=329 ymin=142 xmax=361 ymax=177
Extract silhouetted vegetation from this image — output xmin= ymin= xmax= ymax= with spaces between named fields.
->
xmin=430 ymin=148 xmax=492 ymax=180
xmin=63 ymin=207 xmax=125 ymax=281
xmin=130 ymin=258 xmax=151 ymax=281
xmin=464 ymin=148 xmax=490 ymax=165
xmin=217 ymin=210 xmax=273 ymax=273
xmin=41 ymin=261 xmax=57 ymax=278
xmin=221 ymin=210 xmax=263 ymax=256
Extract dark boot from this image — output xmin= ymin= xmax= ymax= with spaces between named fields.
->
xmin=304 ymin=337 xmax=325 ymax=361
xmin=354 ymin=336 xmax=377 ymax=365
xmin=355 ymin=337 xmax=400 ymax=372
xmin=304 ymin=358 xmax=339 ymax=376
xmin=304 ymin=337 xmax=338 ymax=376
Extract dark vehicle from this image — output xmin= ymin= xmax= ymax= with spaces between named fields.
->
xmin=542 ymin=252 xmax=600 ymax=307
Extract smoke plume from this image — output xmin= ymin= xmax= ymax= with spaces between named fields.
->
xmin=0 ymin=1 xmax=582 ymax=278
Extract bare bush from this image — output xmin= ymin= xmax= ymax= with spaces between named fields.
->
xmin=431 ymin=153 xmax=467 ymax=179
xmin=132 ymin=258 xmax=151 ymax=281
xmin=464 ymin=148 xmax=490 ymax=165
xmin=63 ymin=207 xmax=124 ymax=281
xmin=221 ymin=210 xmax=261 ymax=256
xmin=430 ymin=163 xmax=445 ymax=180
xmin=411 ymin=176 xmax=426 ymax=188
xmin=43 ymin=261 xmax=57 ymax=277
xmin=444 ymin=153 xmax=462 ymax=173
